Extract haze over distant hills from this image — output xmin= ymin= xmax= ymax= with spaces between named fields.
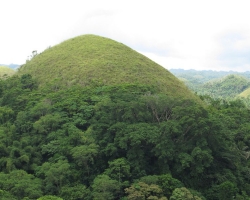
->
xmin=0 ymin=64 xmax=19 ymax=69
xmin=0 ymin=66 xmax=16 ymax=78
xmin=170 ymin=68 xmax=250 ymax=99
xmin=170 ymin=69 xmax=250 ymax=83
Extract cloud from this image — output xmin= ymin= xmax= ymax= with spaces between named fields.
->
xmin=1 ymin=0 xmax=250 ymax=72
xmin=216 ymin=31 xmax=250 ymax=71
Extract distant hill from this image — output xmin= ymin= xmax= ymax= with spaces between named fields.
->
xmin=18 ymin=34 xmax=200 ymax=102
xmin=170 ymin=69 xmax=250 ymax=83
xmin=0 ymin=66 xmax=16 ymax=79
xmin=201 ymin=74 xmax=250 ymax=98
xmin=239 ymin=87 xmax=250 ymax=98
xmin=170 ymin=69 xmax=250 ymax=99
xmin=0 ymin=64 xmax=19 ymax=70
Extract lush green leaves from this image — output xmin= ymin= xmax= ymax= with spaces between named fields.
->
xmin=1 ymin=74 xmax=250 ymax=199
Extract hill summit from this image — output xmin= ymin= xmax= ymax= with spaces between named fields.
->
xmin=18 ymin=34 xmax=198 ymax=100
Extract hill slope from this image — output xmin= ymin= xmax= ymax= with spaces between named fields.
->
xmin=201 ymin=74 xmax=250 ymax=98
xmin=0 ymin=66 xmax=16 ymax=79
xmin=170 ymin=69 xmax=250 ymax=99
xmin=18 ymin=34 xmax=199 ymax=101
xmin=239 ymin=87 xmax=250 ymax=98
xmin=0 ymin=64 xmax=19 ymax=69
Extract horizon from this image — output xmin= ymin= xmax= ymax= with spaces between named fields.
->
xmin=2 ymin=63 xmax=250 ymax=73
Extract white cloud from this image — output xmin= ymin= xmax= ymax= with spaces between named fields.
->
xmin=1 ymin=0 xmax=250 ymax=71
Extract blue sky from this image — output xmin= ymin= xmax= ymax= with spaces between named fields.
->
xmin=1 ymin=0 xmax=250 ymax=71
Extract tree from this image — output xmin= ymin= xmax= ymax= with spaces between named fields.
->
xmin=170 ymin=187 xmax=201 ymax=200
xmin=157 ymin=174 xmax=183 ymax=198
xmin=206 ymin=181 xmax=238 ymax=200
xmin=0 ymin=189 xmax=17 ymax=200
xmin=71 ymin=143 xmax=99 ymax=175
xmin=92 ymin=174 xmax=120 ymax=200
xmin=104 ymin=157 xmax=131 ymax=182
xmin=0 ymin=106 xmax=14 ymax=124
xmin=0 ymin=170 xmax=42 ymax=199
xmin=125 ymin=182 xmax=167 ymax=200
xmin=37 ymin=195 xmax=63 ymax=200
xmin=60 ymin=184 xmax=91 ymax=200
xmin=36 ymin=160 xmax=70 ymax=194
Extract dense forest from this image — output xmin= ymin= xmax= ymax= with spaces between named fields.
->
xmin=1 ymin=74 xmax=250 ymax=200
xmin=1 ymin=35 xmax=250 ymax=199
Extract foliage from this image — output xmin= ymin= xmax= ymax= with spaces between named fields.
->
xmin=0 ymin=170 xmax=42 ymax=199
xmin=37 ymin=195 xmax=63 ymax=200
xmin=170 ymin=187 xmax=202 ymax=200
xmin=92 ymin=174 xmax=120 ymax=200
xmin=125 ymin=181 xmax=167 ymax=200
xmin=1 ymin=70 xmax=250 ymax=199
xmin=60 ymin=184 xmax=90 ymax=200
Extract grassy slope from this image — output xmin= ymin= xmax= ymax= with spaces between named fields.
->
xmin=18 ymin=34 xmax=200 ymax=101
xmin=0 ymin=66 xmax=16 ymax=78
xmin=239 ymin=87 xmax=250 ymax=98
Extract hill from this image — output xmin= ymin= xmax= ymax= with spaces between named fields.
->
xmin=201 ymin=74 xmax=250 ymax=98
xmin=18 ymin=34 xmax=199 ymax=102
xmin=239 ymin=87 xmax=250 ymax=98
xmin=0 ymin=66 xmax=16 ymax=79
xmin=170 ymin=69 xmax=250 ymax=99
xmin=0 ymin=64 xmax=19 ymax=70
xmin=170 ymin=69 xmax=250 ymax=84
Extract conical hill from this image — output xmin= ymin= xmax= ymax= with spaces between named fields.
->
xmin=18 ymin=34 xmax=199 ymax=101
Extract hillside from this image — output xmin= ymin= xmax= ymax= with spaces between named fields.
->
xmin=18 ymin=34 xmax=199 ymax=102
xmin=201 ymin=74 xmax=250 ymax=98
xmin=239 ymin=87 xmax=250 ymax=98
xmin=170 ymin=69 xmax=250 ymax=84
xmin=0 ymin=64 xmax=19 ymax=70
xmin=0 ymin=66 xmax=16 ymax=79
xmin=170 ymin=69 xmax=250 ymax=100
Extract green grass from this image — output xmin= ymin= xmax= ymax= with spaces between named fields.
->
xmin=18 ymin=34 xmax=200 ymax=102
xmin=0 ymin=66 xmax=16 ymax=79
xmin=239 ymin=87 xmax=250 ymax=98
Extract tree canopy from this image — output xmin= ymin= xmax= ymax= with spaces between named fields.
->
xmin=0 ymin=73 xmax=250 ymax=199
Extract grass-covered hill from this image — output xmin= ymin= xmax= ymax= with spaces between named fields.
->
xmin=0 ymin=64 xmax=19 ymax=70
xmin=18 ymin=34 xmax=199 ymax=101
xmin=170 ymin=69 xmax=250 ymax=100
xmin=0 ymin=66 xmax=15 ymax=79
xmin=239 ymin=87 xmax=250 ymax=98
xmin=170 ymin=69 xmax=250 ymax=85
xmin=200 ymin=74 xmax=250 ymax=99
